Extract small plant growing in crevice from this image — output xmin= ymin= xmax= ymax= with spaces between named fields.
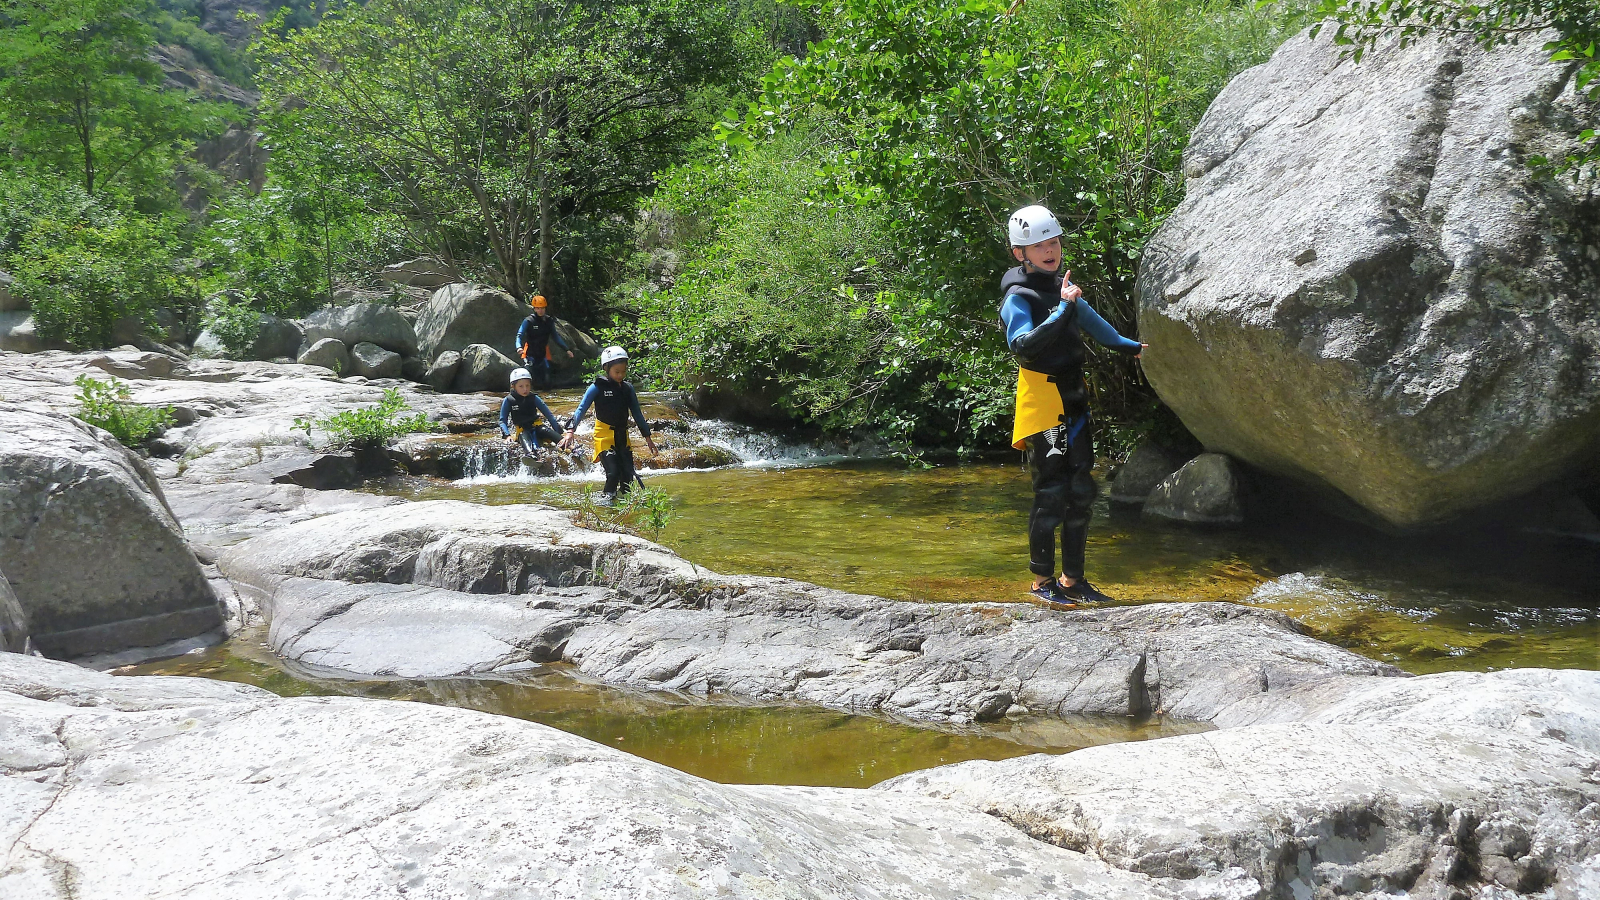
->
xmin=546 ymin=485 xmax=676 ymax=540
xmin=72 ymin=374 xmax=175 ymax=447
xmin=293 ymin=388 xmax=436 ymax=450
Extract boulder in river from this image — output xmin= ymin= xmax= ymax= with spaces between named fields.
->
xmin=0 ymin=406 xmax=220 ymax=657
xmin=295 ymin=336 xmax=350 ymax=373
xmin=1136 ymin=31 xmax=1600 ymax=529
xmin=451 ymin=343 xmax=518 ymax=393
xmin=300 ymin=302 xmax=419 ymax=357
xmin=1110 ymin=441 xmax=1186 ymax=505
xmin=1143 ymin=453 xmax=1244 ymax=525
xmin=349 ymin=341 xmax=402 ymax=380
xmin=415 ymin=283 xmax=525 ymax=361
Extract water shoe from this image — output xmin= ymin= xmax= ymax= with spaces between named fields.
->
xmin=1028 ymin=581 xmax=1078 ymax=609
xmin=1059 ymin=578 xmax=1115 ymax=605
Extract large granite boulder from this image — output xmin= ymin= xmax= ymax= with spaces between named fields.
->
xmin=415 ymin=283 xmax=525 ymax=361
xmin=295 ymin=337 xmax=350 ymax=373
xmin=301 ymin=302 xmax=418 ymax=357
xmin=0 ymin=406 xmax=219 ymax=657
xmin=424 ymin=350 xmax=461 ymax=392
xmin=1136 ymin=32 xmax=1600 ymax=528
xmin=1110 ymin=441 xmax=1186 ymax=505
xmin=0 ymin=312 xmax=71 ymax=353
xmin=348 ymin=341 xmax=402 ymax=379
xmin=451 ymin=343 xmax=518 ymax=393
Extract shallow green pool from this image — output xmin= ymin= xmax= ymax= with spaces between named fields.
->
xmin=382 ymin=460 xmax=1599 ymax=674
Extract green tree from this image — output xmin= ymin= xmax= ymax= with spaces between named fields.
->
xmin=0 ymin=0 xmax=230 ymax=197
xmin=256 ymin=0 xmax=746 ymax=301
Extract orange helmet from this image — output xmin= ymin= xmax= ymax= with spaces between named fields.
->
xmin=531 ymin=295 xmax=548 ymax=309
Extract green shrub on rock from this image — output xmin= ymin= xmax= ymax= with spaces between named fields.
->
xmin=72 ymin=374 xmax=175 ymax=447
xmin=293 ymin=388 xmax=435 ymax=450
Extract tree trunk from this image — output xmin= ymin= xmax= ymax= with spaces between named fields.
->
xmin=538 ymin=168 xmax=552 ymax=299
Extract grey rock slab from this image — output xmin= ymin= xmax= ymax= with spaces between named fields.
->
xmin=348 ymin=340 xmax=402 ymax=379
xmin=294 ymin=336 xmax=349 ymax=373
xmin=451 ymin=342 xmax=518 ymax=392
xmin=1110 ymin=440 xmax=1186 ymax=505
xmin=220 ymin=500 xmax=1403 ymax=724
xmin=0 ymin=405 xmax=219 ymax=658
xmin=0 ymin=652 xmax=1180 ymax=900
xmin=880 ymin=721 xmax=1600 ymax=898
xmin=301 ymin=302 xmax=419 ymax=357
xmin=0 ymin=652 xmax=270 ymax=709
xmin=1143 ymin=453 xmax=1245 ymax=525
xmin=1137 ymin=32 xmax=1600 ymax=528
xmin=415 ymin=282 xmax=527 ymax=360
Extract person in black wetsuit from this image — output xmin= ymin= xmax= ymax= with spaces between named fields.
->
xmin=514 ymin=295 xmax=573 ymax=389
xmin=558 ymin=345 xmax=657 ymax=499
xmin=1000 ymin=204 xmax=1147 ymax=608
xmin=499 ymin=367 xmax=561 ymax=454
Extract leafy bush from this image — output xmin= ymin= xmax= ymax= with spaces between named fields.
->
xmin=293 ymin=388 xmax=436 ymax=450
xmin=198 ymin=292 xmax=264 ymax=358
xmin=72 ymin=374 xmax=175 ymax=447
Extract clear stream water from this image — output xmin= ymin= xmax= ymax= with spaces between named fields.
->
xmin=130 ymin=407 xmax=1598 ymax=788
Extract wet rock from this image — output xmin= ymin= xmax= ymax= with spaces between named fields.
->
xmin=415 ymin=283 xmax=525 ymax=361
xmin=301 ymin=302 xmax=419 ymax=357
xmin=880 ymin=717 xmax=1600 ymax=898
xmin=377 ymin=256 xmax=461 ymax=288
xmin=295 ymin=337 xmax=350 ymax=374
xmin=1143 ymin=453 xmax=1244 ymax=525
xmin=0 ymin=406 xmax=219 ymax=658
xmin=1110 ymin=441 xmax=1186 ymax=505
xmin=451 ymin=343 xmax=518 ymax=393
xmin=267 ymin=448 xmax=399 ymax=490
xmin=0 ymin=568 xmax=29 ymax=653
xmin=349 ymin=341 xmax=402 ymax=380
xmin=424 ymin=349 xmax=461 ymax=392
xmin=0 ymin=652 xmax=1181 ymax=900
xmin=400 ymin=355 xmax=429 ymax=383
xmin=220 ymin=500 xmax=1401 ymax=720
xmin=1137 ymin=32 xmax=1600 ymax=528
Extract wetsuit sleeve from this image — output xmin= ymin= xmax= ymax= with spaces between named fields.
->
xmin=567 ymin=384 xmax=598 ymax=430
xmin=534 ymin=395 xmax=558 ymax=428
xmin=1074 ymin=299 xmax=1142 ymax=354
xmin=1003 ymin=293 xmax=1074 ymax=356
xmin=498 ymin=395 xmax=514 ymax=436
xmin=630 ymin=391 xmax=651 ymax=439
xmin=515 ymin=319 xmax=531 ymax=357
xmin=551 ymin=328 xmax=569 ymax=351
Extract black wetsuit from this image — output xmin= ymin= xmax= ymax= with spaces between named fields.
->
xmin=571 ymin=376 xmax=652 ymax=497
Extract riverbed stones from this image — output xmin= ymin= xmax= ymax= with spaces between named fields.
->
xmin=348 ymin=340 xmax=402 ymax=379
xmin=1110 ymin=441 xmax=1187 ymax=505
xmin=0 ymin=406 xmax=219 ymax=658
xmin=300 ymin=302 xmax=418 ymax=357
xmin=1142 ymin=453 xmax=1245 ymax=525
xmin=294 ymin=336 xmax=350 ymax=373
xmin=0 ymin=652 xmax=1185 ymax=900
xmin=452 ymin=343 xmax=518 ymax=392
xmin=1136 ymin=31 xmax=1600 ymax=528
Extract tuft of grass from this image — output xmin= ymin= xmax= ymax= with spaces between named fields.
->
xmin=545 ymin=485 xmax=676 ymax=541
xmin=72 ymin=374 xmax=175 ymax=447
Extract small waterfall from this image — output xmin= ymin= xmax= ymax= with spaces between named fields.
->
xmin=454 ymin=441 xmax=597 ymax=483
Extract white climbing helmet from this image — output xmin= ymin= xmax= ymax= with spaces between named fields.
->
xmin=1008 ymin=205 xmax=1062 ymax=247
xmin=600 ymin=346 xmax=629 ymax=368
xmin=509 ymin=367 xmax=533 ymax=385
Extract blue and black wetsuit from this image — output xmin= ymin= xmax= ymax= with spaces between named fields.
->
xmin=514 ymin=313 xmax=571 ymax=387
xmin=569 ymin=376 xmax=652 ymax=496
xmin=999 ymin=266 xmax=1140 ymax=580
xmin=499 ymin=390 xmax=560 ymax=453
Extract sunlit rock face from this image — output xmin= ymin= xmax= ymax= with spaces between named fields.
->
xmin=1138 ymin=30 xmax=1600 ymax=528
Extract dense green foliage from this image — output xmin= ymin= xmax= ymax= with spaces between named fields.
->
xmin=616 ymin=0 xmax=1303 ymax=451
xmin=72 ymin=373 xmax=175 ymax=446
xmin=1315 ymin=0 xmax=1598 ymax=177
xmin=293 ymin=388 xmax=436 ymax=450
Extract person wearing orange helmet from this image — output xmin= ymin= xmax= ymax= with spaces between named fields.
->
xmin=514 ymin=295 xmax=574 ymax=389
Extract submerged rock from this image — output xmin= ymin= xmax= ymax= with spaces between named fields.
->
xmin=0 ymin=406 xmax=219 ymax=658
xmin=1110 ymin=441 xmax=1186 ymax=505
xmin=1143 ymin=453 xmax=1245 ymax=525
xmin=0 ymin=652 xmax=1183 ymax=900
xmin=1137 ymin=31 xmax=1600 ymax=528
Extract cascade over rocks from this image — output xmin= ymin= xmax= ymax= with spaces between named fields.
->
xmin=0 ymin=406 xmax=219 ymax=657
xmin=1136 ymin=31 xmax=1600 ymax=528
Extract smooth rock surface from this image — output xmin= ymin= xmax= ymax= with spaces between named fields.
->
xmin=1110 ymin=441 xmax=1186 ymax=505
xmin=294 ymin=336 xmax=350 ymax=373
xmin=1137 ymin=32 xmax=1600 ymax=528
xmin=1143 ymin=453 xmax=1245 ymax=525
xmin=0 ymin=406 xmax=219 ymax=657
xmin=348 ymin=340 xmax=402 ymax=379
xmin=452 ymin=342 xmax=519 ymax=393
xmin=220 ymin=500 xmax=1402 ymax=722
xmin=300 ymin=302 xmax=419 ymax=357
xmin=0 ymin=652 xmax=1181 ymax=900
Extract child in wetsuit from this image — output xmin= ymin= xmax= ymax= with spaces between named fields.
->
xmin=500 ymin=367 xmax=561 ymax=455
xmin=558 ymin=346 xmax=657 ymax=498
